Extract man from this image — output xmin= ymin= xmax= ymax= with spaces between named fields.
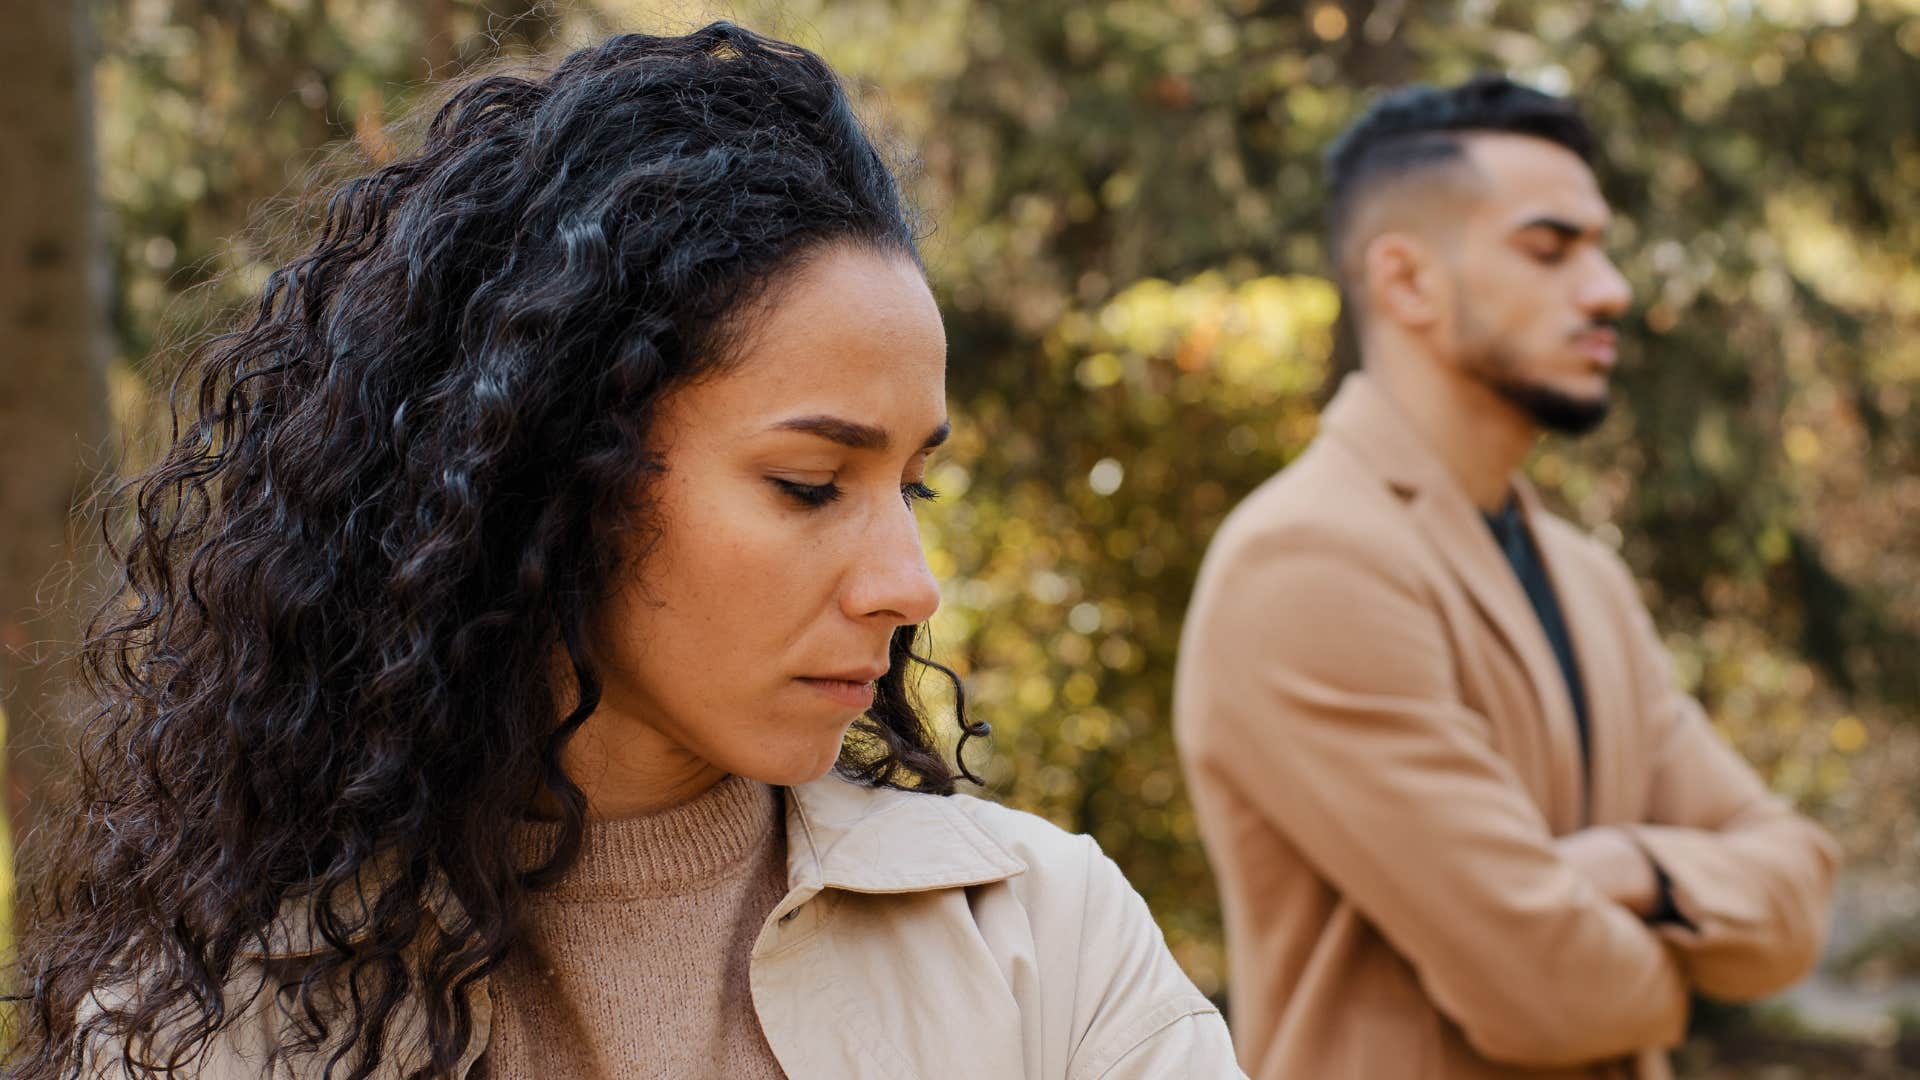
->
xmin=1173 ymin=76 xmax=1836 ymax=1080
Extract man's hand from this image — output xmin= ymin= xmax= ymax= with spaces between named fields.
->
xmin=1555 ymin=827 xmax=1659 ymax=918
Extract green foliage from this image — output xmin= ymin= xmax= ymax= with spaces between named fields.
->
xmin=918 ymin=272 xmax=1337 ymax=985
xmin=95 ymin=0 xmax=580 ymax=387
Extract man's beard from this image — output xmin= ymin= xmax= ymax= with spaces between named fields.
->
xmin=1459 ymin=323 xmax=1612 ymax=435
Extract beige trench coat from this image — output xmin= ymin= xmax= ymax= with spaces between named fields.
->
xmin=96 ymin=775 xmax=1240 ymax=1079
xmin=1174 ymin=373 xmax=1837 ymax=1080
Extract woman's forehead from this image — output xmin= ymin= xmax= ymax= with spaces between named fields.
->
xmin=667 ymin=247 xmax=948 ymax=437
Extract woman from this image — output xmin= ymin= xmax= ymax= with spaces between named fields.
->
xmin=9 ymin=24 xmax=1241 ymax=1080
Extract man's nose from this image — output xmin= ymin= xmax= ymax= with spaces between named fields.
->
xmin=1582 ymin=252 xmax=1633 ymax=321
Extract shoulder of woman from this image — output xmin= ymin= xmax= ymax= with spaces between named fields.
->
xmin=939 ymin=793 xmax=1165 ymax=937
xmin=944 ymin=792 xmax=1094 ymax=868
xmin=824 ymin=782 xmax=1198 ymax=973
xmin=942 ymin=794 xmax=1239 ymax=1078
xmin=796 ymin=779 xmax=1191 ymax=973
xmin=794 ymin=777 xmax=1123 ymax=905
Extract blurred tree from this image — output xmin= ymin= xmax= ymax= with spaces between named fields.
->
xmin=94 ymin=0 xmax=577 ymax=389
xmin=0 ymin=0 xmax=113 ymax=927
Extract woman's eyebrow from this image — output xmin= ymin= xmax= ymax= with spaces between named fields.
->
xmin=769 ymin=416 xmax=952 ymax=451
xmin=773 ymin=415 xmax=888 ymax=449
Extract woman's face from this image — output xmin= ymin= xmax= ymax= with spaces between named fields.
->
xmin=569 ymin=245 xmax=949 ymax=815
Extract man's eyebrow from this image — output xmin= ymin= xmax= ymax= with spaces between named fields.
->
xmin=771 ymin=416 xmax=953 ymax=452
xmin=1515 ymin=216 xmax=1602 ymax=241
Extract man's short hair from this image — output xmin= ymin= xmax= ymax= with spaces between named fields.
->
xmin=1323 ymin=75 xmax=1598 ymax=275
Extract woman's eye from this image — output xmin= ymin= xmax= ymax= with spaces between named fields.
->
xmin=773 ymin=478 xmax=842 ymax=507
xmin=771 ymin=477 xmax=938 ymax=509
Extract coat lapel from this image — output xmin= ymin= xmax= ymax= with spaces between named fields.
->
xmin=753 ymin=779 xmax=1032 ymax=1080
xmin=1519 ymin=490 xmax=1640 ymax=827
xmin=1320 ymin=374 xmax=1586 ymax=830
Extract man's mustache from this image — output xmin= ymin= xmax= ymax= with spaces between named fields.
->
xmin=1574 ymin=316 xmax=1619 ymax=337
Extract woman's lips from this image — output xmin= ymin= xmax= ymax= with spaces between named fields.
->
xmin=797 ymin=676 xmax=876 ymax=709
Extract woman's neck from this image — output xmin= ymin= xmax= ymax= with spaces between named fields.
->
xmin=553 ymin=710 xmax=727 ymax=820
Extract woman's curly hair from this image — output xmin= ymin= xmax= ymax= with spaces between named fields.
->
xmin=8 ymin=23 xmax=983 ymax=1080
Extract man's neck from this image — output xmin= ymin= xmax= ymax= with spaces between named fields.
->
xmin=1362 ymin=346 xmax=1537 ymax=512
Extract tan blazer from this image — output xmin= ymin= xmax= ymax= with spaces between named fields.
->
xmin=1174 ymin=373 xmax=1837 ymax=1080
xmin=87 ymin=775 xmax=1242 ymax=1079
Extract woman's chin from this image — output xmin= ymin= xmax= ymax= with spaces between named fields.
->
xmin=731 ymin=738 xmax=850 ymax=789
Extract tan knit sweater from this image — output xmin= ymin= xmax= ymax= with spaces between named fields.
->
xmin=481 ymin=775 xmax=790 ymax=1079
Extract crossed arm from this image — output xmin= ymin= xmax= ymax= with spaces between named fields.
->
xmin=1179 ymin=533 xmax=1836 ymax=1067
xmin=1580 ymin=558 xmax=1838 ymax=998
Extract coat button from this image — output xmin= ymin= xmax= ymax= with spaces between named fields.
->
xmin=779 ymin=907 xmax=800 ymax=925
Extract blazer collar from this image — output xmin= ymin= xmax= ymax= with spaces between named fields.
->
xmin=1321 ymin=372 xmax=1587 ymax=828
xmin=781 ymin=775 xmax=1027 ymax=899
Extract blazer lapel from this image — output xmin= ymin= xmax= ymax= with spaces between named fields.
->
xmin=1319 ymin=374 xmax=1586 ymax=831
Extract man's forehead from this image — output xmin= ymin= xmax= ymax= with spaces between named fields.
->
xmin=1460 ymin=132 xmax=1611 ymax=229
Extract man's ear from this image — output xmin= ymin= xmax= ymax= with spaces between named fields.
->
xmin=1363 ymin=231 xmax=1447 ymax=331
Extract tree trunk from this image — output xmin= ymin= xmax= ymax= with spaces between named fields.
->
xmin=0 ymin=0 xmax=113 ymax=912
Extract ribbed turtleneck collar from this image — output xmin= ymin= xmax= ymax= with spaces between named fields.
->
xmin=510 ymin=774 xmax=783 ymax=901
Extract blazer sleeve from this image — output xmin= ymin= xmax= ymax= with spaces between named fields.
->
xmin=1175 ymin=529 xmax=1689 ymax=1068
xmin=1064 ymin=837 xmax=1246 ymax=1080
xmin=1607 ymin=561 xmax=1839 ymax=1000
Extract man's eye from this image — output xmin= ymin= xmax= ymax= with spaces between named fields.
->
xmin=773 ymin=478 xmax=842 ymax=507
xmin=902 ymin=481 xmax=940 ymax=506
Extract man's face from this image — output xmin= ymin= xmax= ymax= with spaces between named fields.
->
xmin=1444 ymin=134 xmax=1632 ymax=434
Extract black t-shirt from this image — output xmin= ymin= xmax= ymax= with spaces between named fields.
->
xmin=1483 ymin=500 xmax=1590 ymax=774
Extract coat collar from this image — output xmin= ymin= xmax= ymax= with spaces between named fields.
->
xmin=1317 ymin=370 xmax=1456 ymax=502
xmin=778 ymin=775 xmax=1027 ymax=905
xmin=1320 ymin=372 xmax=1587 ymax=828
